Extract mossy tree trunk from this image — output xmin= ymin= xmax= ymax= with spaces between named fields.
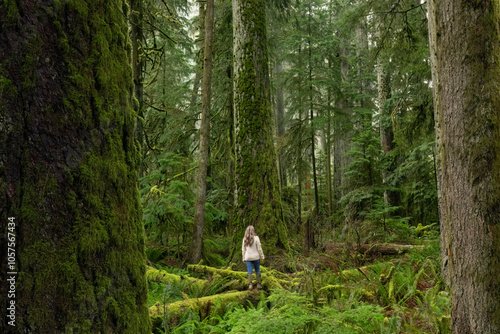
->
xmin=274 ymin=60 xmax=287 ymax=187
xmin=333 ymin=37 xmax=353 ymax=211
xmin=231 ymin=0 xmax=289 ymax=256
xmin=377 ymin=60 xmax=400 ymax=214
xmin=428 ymin=0 xmax=500 ymax=332
xmin=0 ymin=1 xmax=150 ymax=332
xmin=130 ymin=0 xmax=145 ymax=177
xmin=190 ymin=0 xmax=214 ymax=264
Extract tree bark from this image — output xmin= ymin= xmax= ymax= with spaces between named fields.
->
xmin=189 ymin=0 xmax=215 ymax=264
xmin=307 ymin=0 xmax=319 ymax=255
xmin=130 ymin=0 xmax=145 ymax=177
xmin=0 ymin=1 xmax=150 ymax=332
xmin=428 ymin=0 xmax=500 ymax=332
xmin=333 ymin=36 xmax=353 ymax=210
xmin=274 ymin=61 xmax=287 ymax=187
xmin=377 ymin=60 xmax=400 ymax=214
xmin=231 ymin=0 xmax=289 ymax=256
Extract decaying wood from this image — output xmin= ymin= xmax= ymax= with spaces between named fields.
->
xmin=150 ymin=290 xmax=260 ymax=330
xmin=326 ymin=243 xmax=423 ymax=255
xmin=147 ymin=266 xmax=208 ymax=288
xmin=148 ymin=261 xmax=399 ymax=329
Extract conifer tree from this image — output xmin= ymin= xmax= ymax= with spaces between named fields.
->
xmin=232 ymin=0 xmax=289 ymax=255
xmin=0 ymin=1 xmax=150 ymax=332
xmin=429 ymin=0 xmax=500 ymax=332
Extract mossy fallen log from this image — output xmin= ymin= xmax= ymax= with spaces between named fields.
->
xmin=337 ymin=261 xmax=393 ymax=281
xmin=187 ymin=264 xmax=294 ymax=290
xmin=326 ymin=243 xmax=423 ymax=255
xmin=149 ymin=290 xmax=261 ymax=330
xmin=146 ymin=266 xmax=208 ymax=289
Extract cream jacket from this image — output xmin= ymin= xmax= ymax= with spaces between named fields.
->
xmin=242 ymin=236 xmax=265 ymax=262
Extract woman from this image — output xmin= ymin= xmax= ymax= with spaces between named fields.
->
xmin=242 ymin=225 xmax=265 ymax=290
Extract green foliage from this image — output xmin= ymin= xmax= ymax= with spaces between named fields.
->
xmin=392 ymin=142 xmax=439 ymax=226
xmin=141 ymin=153 xmax=194 ymax=247
xmin=147 ymin=240 xmax=449 ymax=333
xmin=208 ymin=289 xmax=385 ymax=333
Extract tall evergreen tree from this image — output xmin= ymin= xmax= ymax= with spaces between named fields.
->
xmin=231 ymin=0 xmax=289 ymax=256
xmin=0 ymin=1 xmax=150 ymax=332
xmin=428 ymin=0 xmax=500 ymax=332
xmin=190 ymin=0 xmax=215 ymax=264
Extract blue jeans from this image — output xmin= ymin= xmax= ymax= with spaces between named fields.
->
xmin=246 ymin=259 xmax=261 ymax=275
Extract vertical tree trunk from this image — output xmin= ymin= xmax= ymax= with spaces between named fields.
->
xmin=297 ymin=48 xmax=305 ymax=242
xmin=275 ymin=61 xmax=288 ymax=187
xmin=377 ymin=60 xmax=400 ymax=213
xmin=0 ymin=1 xmax=150 ymax=332
xmin=428 ymin=0 xmax=500 ymax=332
xmin=333 ymin=39 xmax=352 ymax=210
xmin=232 ymin=0 xmax=289 ymax=256
xmin=306 ymin=1 xmax=319 ymax=254
xmin=189 ymin=1 xmax=206 ymax=112
xmin=325 ymin=86 xmax=333 ymax=217
xmin=130 ymin=0 xmax=145 ymax=177
xmin=189 ymin=0 xmax=215 ymax=264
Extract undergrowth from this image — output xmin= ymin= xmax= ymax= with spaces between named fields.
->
xmin=148 ymin=239 xmax=450 ymax=333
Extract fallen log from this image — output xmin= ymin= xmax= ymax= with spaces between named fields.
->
xmin=150 ymin=290 xmax=261 ymax=330
xmin=326 ymin=243 xmax=423 ymax=255
xmin=187 ymin=263 xmax=294 ymax=290
xmin=146 ymin=266 xmax=208 ymax=289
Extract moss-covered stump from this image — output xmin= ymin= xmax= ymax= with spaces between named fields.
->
xmin=150 ymin=290 xmax=261 ymax=330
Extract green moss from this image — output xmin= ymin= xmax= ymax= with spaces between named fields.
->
xmin=146 ymin=266 xmax=208 ymax=290
xmin=0 ymin=75 xmax=16 ymax=99
xmin=1 ymin=0 xmax=150 ymax=332
xmin=3 ymin=0 xmax=19 ymax=22
xmin=319 ymin=284 xmax=343 ymax=303
xmin=231 ymin=0 xmax=289 ymax=258
xmin=149 ymin=290 xmax=260 ymax=322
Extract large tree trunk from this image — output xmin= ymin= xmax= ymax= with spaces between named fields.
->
xmin=231 ymin=0 xmax=289 ymax=256
xmin=189 ymin=0 xmax=215 ymax=264
xmin=428 ymin=0 xmax=500 ymax=332
xmin=0 ymin=1 xmax=151 ymax=333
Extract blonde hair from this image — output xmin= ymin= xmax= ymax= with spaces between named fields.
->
xmin=244 ymin=225 xmax=256 ymax=248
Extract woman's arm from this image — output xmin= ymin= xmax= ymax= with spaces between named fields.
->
xmin=242 ymin=239 xmax=246 ymax=262
xmin=256 ymin=236 xmax=265 ymax=260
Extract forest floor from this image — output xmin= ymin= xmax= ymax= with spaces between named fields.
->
xmin=146 ymin=237 xmax=450 ymax=334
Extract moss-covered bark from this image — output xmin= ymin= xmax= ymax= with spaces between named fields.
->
xmin=231 ymin=0 xmax=289 ymax=259
xmin=428 ymin=0 xmax=500 ymax=332
xmin=0 ymin=1 xmax=150 ymax=332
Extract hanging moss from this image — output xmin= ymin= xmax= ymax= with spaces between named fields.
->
xmin=0 ymin=0 xmax=150 ymax=332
